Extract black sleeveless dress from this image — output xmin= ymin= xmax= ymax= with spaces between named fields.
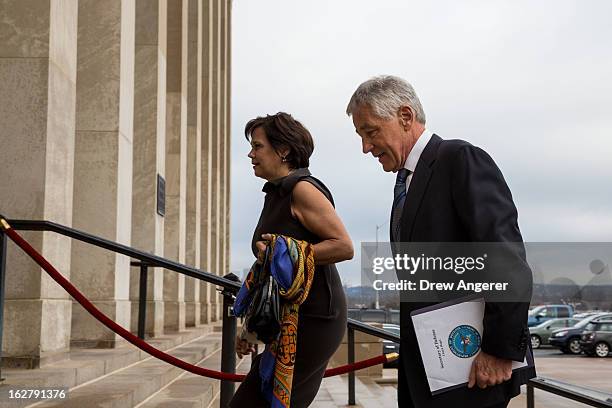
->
xmin=229 ymin=168 xmax=347 ymax=408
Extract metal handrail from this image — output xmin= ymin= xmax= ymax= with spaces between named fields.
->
xmin=347 ymin=318 xmax=399 ymax=342
xmin=527 ymin=377 xmax=612 ymax=407
xmin=6 ymin=219 xmax=390 ymax=337
xmin=1 ymin=218 xmax=241 ymax=404
xmin=1 ymin=217 xmax=392 ymax=405
xmin=8 ymin=219 xmax=240 ymax=291
xmin=3 ymin=218 xmax=611 ymax=408
xmin=343 ymin=322 xmax=612 ymax=407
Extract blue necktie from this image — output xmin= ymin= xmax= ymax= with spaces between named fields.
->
xmin=391 ymin=168 xmax=410 ymax=242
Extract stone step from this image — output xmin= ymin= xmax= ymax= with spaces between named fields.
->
xmin=312 ymin=374 xmax=397 ymax=408
xmin=137 ymin=344 xmax=253 ymax=408
xmin=355 ymin=376 xmax=397 ymax=408
xmin=208 ymin=394 xmax=221 ymax=408
xmin=0 ymin=326 xmax=225 ymax=408
xmin=2 ymin=325 xmax=216 ymax=392
xmin=29 ymin=332 xmax=223 ymax=408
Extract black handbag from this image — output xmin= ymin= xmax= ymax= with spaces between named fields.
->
xmin=244 ymin=248 xmax=282 ymax=344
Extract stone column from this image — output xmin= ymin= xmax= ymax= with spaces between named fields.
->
xmin=70 ymin=0 xmax=135 ymax=347
xmin=210 ymin=0 xmax=221 ymax=322
xmin=218 ymin=0 xmax=226 ymax=287
xmin=198 ymin=0 xmax=213 ymax=324
xmin=220 ymin=0 xmax=229 ymax=279
xmin=128 ymin=0 xmax=167 ymax=338
xmin=183 ymin=0 xmax=201 ymax=327
xmin=225 ymin=0 xmax=232 ymax=278
xmin=163 ymin=0 xmax=187 ymax=332
xmin=0 ymin=0 xmax=78 ymax=366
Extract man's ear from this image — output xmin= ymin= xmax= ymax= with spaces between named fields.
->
xmin=398 ymin=106 xmax=414 ymax=129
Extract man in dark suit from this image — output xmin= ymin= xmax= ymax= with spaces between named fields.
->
xmin=346 ymin=75 xmax=535 ymax=408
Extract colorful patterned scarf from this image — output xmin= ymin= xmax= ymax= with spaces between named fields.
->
xmin=234 ymin=234 xmax=315 ymax=408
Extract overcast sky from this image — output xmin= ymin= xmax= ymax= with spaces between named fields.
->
xmin=229 ymin=0 xmax=612 ymax=286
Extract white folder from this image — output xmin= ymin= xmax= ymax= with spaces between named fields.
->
xmin=410 ymin=296 xmax=533 ymax=395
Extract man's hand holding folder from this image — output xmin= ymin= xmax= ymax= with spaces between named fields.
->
xmin=410 ymin=296 xmax=533 ymax=395
xmin=467 ymin=351 xmax=513 ymax=389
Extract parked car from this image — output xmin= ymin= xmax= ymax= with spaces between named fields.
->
xmin=580 ymin=320 xmax=612 ymax=357
xmin=381 ymin=323 xmax=400 ymax=368
xmin=529 ymin=318 xmax=580 ymax=349
xmin=528 ymin=304 xmax=574 ymax=327
xmin=573 ymin=312 xmax=601 ymax=319
xmin=549 ymin=313 xmax=612 ymax=354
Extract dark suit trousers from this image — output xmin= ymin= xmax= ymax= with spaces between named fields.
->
xmin=398 ymin=365 xmax=510 ymax=408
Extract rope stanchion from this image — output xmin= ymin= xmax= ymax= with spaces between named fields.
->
xmin=1 ymin=218 xmax=243 ymax=381
xmin=324 ymin=352 xmax=398 ymax=377
xmin=0 ymin=218 xmax=398 ymax=381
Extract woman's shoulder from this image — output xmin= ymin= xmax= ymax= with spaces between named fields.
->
xmin=292 ymin=173 xmax=335 ymax=208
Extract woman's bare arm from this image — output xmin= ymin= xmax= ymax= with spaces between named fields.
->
xmin=255 ymin=181 xmax=354 ymax=264
xmin=290 ymin=180 xmax=353 ymax=264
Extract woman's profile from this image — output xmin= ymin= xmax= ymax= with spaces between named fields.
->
xmin=229 ymin=112 xmax=353 ymax=407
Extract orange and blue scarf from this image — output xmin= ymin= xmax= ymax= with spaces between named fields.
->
xmin=234 ymin=234 xmax=315 ymax=408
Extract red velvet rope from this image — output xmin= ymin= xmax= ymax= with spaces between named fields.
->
xmin=323 ymin=354 xmax=390 ymax=377
xmin=0 ymin=221 xmax=397 ymax=381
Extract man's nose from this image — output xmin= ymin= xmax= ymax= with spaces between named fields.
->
xmin=362 ymin=140 xmax=373 ymax=154
xmin=247 ymin=150 xmax=255 ymax=159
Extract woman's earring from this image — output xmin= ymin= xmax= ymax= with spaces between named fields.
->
xmin=281 ymin=156 xmax=287 ymax=162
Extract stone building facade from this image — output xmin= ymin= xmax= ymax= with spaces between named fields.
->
xmin=0 ymin=0 xmax=231 ymax=367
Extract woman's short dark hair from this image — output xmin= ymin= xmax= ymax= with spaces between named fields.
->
xmin=244 ymin=112 xmax=314 ymax=169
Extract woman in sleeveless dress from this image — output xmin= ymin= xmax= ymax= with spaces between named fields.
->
xmin=229 ymin=112 xmax=353 ymax=407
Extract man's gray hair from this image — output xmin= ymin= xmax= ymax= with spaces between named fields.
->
xmin=346 ymin=75 xmax=426 ymax=124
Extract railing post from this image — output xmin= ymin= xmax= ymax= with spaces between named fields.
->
xmin=348 ymin=326 xmax=356 ymax=405
xmin=0 ymin=226 xmax=7 ymax=382
xmin=527 ymin=381 xmax=534 ymax=408
xmin=130 ymin=261 xmax=149 ymax=340
xmin=220 ymin=273 xmax=240 ymax=408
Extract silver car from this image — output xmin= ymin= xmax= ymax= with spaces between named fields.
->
xmin=529 ymin=317 xmax=581 ymax=349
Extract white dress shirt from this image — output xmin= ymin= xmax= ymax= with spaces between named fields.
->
xmin=402 ymin=128 xmax=433 ymax=193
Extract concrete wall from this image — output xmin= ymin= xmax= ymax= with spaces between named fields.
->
xmin=0 ymin=0 xmax=232 ymax=364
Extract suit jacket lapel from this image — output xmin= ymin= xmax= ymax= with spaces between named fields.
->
xmin=399 ymin=134 xmax=442 ymax=241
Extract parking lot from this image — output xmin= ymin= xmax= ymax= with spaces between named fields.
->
xmin=375 ymin=346 xmax=612 ymax=408
xmin=351 ymin=310 xmax=612 ymax=406
xmin=509 ymin=345 xmax=612 ymax=407
xmin=533 ymin=346 xmax=609 ymax=358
